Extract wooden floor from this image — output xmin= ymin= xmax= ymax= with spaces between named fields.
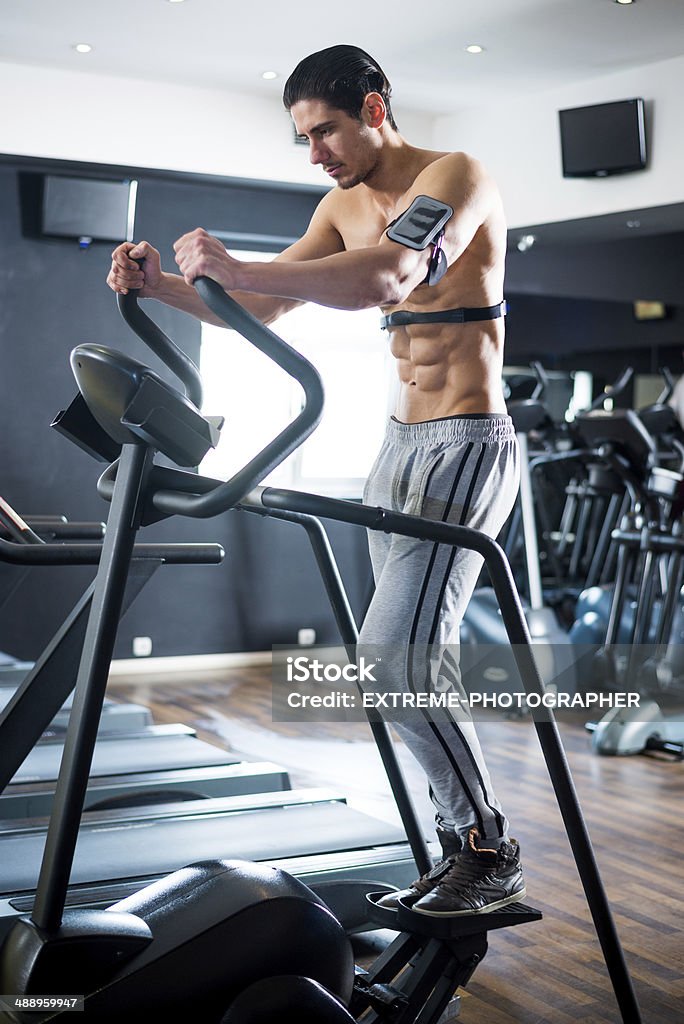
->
xmin=112 ymin=665 xmax=684 ymax=1024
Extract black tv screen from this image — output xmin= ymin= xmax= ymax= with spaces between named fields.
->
xmin=41 ymin=175 xmax=137 ymax=242
xmin=559 ymin=99 xmax=646 ymax=178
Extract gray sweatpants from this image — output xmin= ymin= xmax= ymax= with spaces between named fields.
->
xmin=359 ymin=414 xmax=519 ymax=846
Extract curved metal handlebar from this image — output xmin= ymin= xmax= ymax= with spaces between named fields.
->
xmin=117 ymin=289 xmax=204 ymax=409
xmin=116 ymin=276 xmax=324 ymax=519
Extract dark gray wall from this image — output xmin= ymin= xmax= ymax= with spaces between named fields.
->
xmin=504 ymin=229 xmax=684 ymax=384
xmin=504 ymin=293 xmax=684 ymax=368
xmin=505 ymin=231 xmax=684 ymax=307
xmin=0 ymin=156 xmax=373 ymax=660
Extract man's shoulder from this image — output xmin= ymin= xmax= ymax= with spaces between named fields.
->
xmin=415 ymin=150 xmax=488 ymax=184
xmin=409 ymin=151 xmax=499 ymax=213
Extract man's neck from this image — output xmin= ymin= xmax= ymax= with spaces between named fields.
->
xmin=360 ymin=134 xmax=427 ymax=212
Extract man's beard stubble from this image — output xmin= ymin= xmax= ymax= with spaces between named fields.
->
xmin=337 ymin=154 xmax=380 ymax=190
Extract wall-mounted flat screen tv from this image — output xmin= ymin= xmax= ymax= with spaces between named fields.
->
xmin=41 ymin=175 xmax=137 ymax=242
xmin=559 ymin=98 xmax=646 ymax=178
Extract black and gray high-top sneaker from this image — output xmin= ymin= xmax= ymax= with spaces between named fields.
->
xmin=375 ymin=828 xmax=462 ymax=910
xmin=411 ymin=827 xmax=526 ymax=916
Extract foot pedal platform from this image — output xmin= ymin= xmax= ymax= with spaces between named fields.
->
xmin=353 ymin=896 xmax=542 ymax=1023
xmin=365 ymin=893 xmax=542 ymax=939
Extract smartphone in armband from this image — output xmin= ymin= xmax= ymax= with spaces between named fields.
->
xmin=386 ymin=195 xmax=454 ymax=250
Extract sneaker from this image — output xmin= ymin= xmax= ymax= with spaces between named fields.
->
xmin=411 ymin=827 xmax=526 ymax=917
xmin=375 ymin=828 xmax=462 ymax=910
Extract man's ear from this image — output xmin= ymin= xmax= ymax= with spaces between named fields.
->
xmin=363 ymin=92 xmax=387 ymax=129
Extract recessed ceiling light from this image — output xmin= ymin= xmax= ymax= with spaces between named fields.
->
xmin=262 ymin=70 xmax=279 ymax=80
xmin=167 ymin=0 xmax=187 ymax=4
xmin=73 ymin=43 xmax=93 ymax=54
xmin=615 ymin=0 xmax=634 ymax=5
xmin=465 ymin=44 xmax=485 ymax=54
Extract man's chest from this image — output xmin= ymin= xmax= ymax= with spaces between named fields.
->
xmin=334 ymin=199 xmax=397 ymax=252
xmin=339 ymin=222 xmax=387 ymax=252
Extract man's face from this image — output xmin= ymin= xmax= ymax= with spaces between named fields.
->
xmin=291 ymin=99 xmax=380 ymax=190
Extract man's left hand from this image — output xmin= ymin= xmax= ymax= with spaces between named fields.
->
xmin=173 ymin=228 xmax=242 ymax=290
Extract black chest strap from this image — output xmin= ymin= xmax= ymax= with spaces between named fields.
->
xmin=380 ymin=301 xmax=506 ymax=330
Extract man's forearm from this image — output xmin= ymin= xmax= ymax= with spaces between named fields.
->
xmin=153 ymin=272 xmax=225 ymax=326
xmin=232 ymin=246 xmax=422 ymax=311
xmin=154 ymin=272 xmax=298 ymax=326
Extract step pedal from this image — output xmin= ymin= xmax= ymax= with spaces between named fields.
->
xmin=365 ymin=892 xmax=543 ymax=938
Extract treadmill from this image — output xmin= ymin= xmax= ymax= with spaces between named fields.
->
xmin=0 ymin=624 xmax=411 ymax=926
xmin=0 ymin=499 xmax=155 ymax=736
xmin=2 ymin=719 xmax=295 ymax=816
xmin=0 ymin=570 xmax=415 ymax=929
xmin=0 ymin=683 xmax=153 ymax=737
xmin=0 ymin=502 xmax=104 ymax=688
xmin=0 ymin=537 xmax=295 ymax=820
xmin=0 ymin=654 xmax=33 ymax=688
xmin=0 ymin=787 xmax=413 ymax=939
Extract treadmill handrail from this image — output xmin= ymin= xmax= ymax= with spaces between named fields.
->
xmin=0 ymin=536 xmax=224 ymax=565
xmin=0 ymin=495 xmax=44 ymax=546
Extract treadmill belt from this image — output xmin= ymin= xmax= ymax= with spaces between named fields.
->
xmin=1 ymin=802 xmax=405 ymax=893
xmin=12 ymin=734 xmax=237 ymax=784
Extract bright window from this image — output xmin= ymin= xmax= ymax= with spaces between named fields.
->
xmin=199 ymin=251 xmax=395 ymax=497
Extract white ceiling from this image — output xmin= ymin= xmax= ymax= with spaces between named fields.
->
xmin=2 ymin=0 xmax=684 ymax=113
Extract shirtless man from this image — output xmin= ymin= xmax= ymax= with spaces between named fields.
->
xmin=107 ymin=44 xmax=525 ymax=917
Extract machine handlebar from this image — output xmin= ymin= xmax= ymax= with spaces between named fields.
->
xmin=114 ymin=277 xmax=324 ymax=519
xmin=117 ymin=289 xmax=204 ymax=409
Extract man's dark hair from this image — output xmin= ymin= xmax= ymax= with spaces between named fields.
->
xmin=283 ymin=44 xmax=398 ymax=131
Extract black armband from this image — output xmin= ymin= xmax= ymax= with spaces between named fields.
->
xmin=386 ymin=195 xmax=453 ymax=286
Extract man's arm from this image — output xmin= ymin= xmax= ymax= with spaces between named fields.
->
xmin=107 ymin=193 xmax=345 ymax=326
xmin=174 ymin=226 xmax=429 ymax=312
xmin=173 ymin=153 xmax=498 ymax=311
xmin=405 ymin=152 xmax=500 ymax=270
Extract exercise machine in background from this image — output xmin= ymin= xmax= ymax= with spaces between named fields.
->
xmin=0 ymin=506 xmax=289 ymax=822
xmin=572 ymin=403 xmax=684 ymax=758
xmin=459 ymin=363 xmax=578 ymax=702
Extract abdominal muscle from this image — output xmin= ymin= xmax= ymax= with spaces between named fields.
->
xmin=390 ymin=318 xmax=507 ymax=422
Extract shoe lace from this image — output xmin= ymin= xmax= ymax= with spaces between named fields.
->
xmin=437 ymin=855 xmax=495 ymax=898
xmin=411 ymin=854 xmax=459 ymax=895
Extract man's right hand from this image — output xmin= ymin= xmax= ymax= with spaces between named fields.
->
xmin=107 ymin=241 xmax=163 ymax=297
